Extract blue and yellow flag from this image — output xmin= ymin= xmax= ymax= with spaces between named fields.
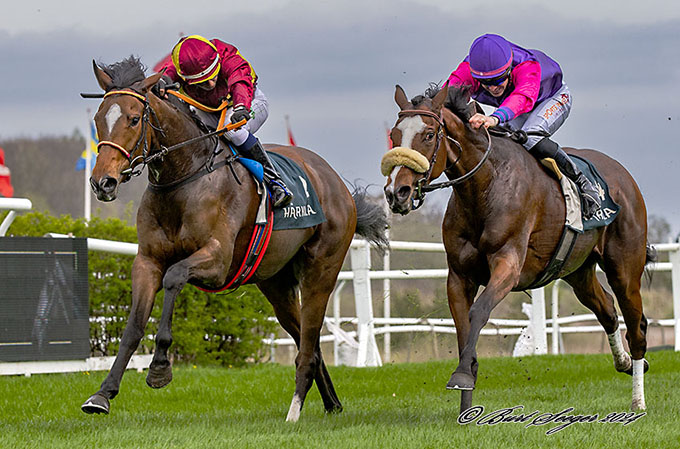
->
xmin=76 ymin=121 xmax=99 ymax=171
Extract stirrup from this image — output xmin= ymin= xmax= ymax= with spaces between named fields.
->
xmin=270 ymin=183 xmax=293 ymax=208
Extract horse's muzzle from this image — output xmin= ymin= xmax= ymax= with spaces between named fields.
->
xmin=90 ymin=176 xmax=119 ymax=202
xmin=384 ymin=185 xmax=413 ymax=215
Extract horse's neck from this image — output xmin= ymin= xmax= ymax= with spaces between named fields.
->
xmin=148 ymin=99 xmax=214 ymax=185
xmin=445 ymin=132 xmax=534 ymax=209
xmin=444 ymin=132 xmax=495 ymax=197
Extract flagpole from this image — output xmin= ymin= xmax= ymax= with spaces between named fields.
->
xmin=84 ymin=108 xmax=92 ymax=221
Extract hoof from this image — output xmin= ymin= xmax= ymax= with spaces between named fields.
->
xmin=632 ymin=398 xmax=646 ymax=411
xmin=146 ymin=363 xmax=173 ymax=389
xmin=446 ymin=371 xmax=475 ymax=391
xmin=325 ymin=404 xmax=343 ymax=415
xmin=622 ymin=358 xmax=649 ymax=376
xmin=81 ymin=393 xmax=110 ymax=415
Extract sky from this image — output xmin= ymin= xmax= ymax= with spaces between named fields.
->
xmin=1 ymin=0 xmax=679 ymax=237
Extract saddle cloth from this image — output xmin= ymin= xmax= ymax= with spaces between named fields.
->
xmin=541 ymin=154 xmax=620 ymax=232
xmin=238 ymin=152 xmax=326 ymax=231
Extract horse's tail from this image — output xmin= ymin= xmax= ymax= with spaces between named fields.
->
xmin=643 ymin=243 xmax=658 ymax=286
xmin=351 ymin=185 xmax=390 ymax=254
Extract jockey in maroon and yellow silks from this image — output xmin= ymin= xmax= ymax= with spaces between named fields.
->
xmin=161 ymin=35 xmax=257 ymax=111
xmin=159 ymin=35 xmax=293 ymax=208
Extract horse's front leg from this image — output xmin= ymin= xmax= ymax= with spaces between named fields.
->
xmin=444 ymin=270 xmax=479 ymax=412
xmin=448 ymin=252 xmax=521 ymax=395
xmin=82 ymin=255 xmax=162 ymax=414
xmin=147 ymin=239 xmax=229 ymax=388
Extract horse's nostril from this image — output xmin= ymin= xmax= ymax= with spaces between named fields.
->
xmin=384 ymin=190 xmax=394 ymax=204
xmin=100 ymin=176 xmax=118 ymax=194
xmin=395 ymin=185 xmax=412 ymax=202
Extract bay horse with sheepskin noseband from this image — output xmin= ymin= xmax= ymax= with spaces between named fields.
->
xmin=81 ymin=57 xmax=387 ymax=422
xmin=382 ymin=83 xmax=654 ymax=414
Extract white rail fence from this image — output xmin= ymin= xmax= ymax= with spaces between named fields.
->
xmin=279 ymin=239 xmax=680 ymax=367
xmin=2 ymin=198 xmax=678 ymax=375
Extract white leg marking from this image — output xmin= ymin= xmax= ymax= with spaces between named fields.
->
xmin=396 ymin=116 xmax=426 ymax=149
xmin=632 ymin=358 xmax=646 ymax=411
xmin=607 ymin=331 xmax=631 ymax=372
xmin=105 ymin=103 xmax=122 ymax=134
xmin=285 ymin=394 xmax=302 ymax=422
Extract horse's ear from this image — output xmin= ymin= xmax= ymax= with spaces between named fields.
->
xmin=93 ymin=60 xmax=113 ymax=91
xmin=395 ymin=85 xmax=411 ymax=110
xmin=140 ymin=71 xmax=166 ymax=93
xmin=432 ymin=83 xmax=449 ymax=112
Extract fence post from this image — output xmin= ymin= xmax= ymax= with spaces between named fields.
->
xmin=551 ymin=281 xmax=560 ymax=355
xmin=382 ymin=229 xmax=391 ymax=363
xmin=531 ymin=287 xmax=548 ymax=354
xmin=332 ymin=281 xmax=346 ymax=364
xmin=669 ymin=248 xmax=680 ymax=351
xmin=350 ymin=240 xmax=382 ymax=367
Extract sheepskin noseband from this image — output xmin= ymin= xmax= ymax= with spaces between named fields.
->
xmin=380 ymin=147 xmax=430 ymax=176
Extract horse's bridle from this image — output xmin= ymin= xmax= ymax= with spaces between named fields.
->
xmin=97 ymin=89 xmax=161 ymax=181
xmin=396 ymin=108 xmax=493 ymax=210
xmin=96 ymin=89 xmax=247 ymax=185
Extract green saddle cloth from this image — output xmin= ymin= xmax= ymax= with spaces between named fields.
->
xmin=269 ymin=152 xmax=326 ymax=231
xmin=571 ymin=154 xmax=620 ymax=231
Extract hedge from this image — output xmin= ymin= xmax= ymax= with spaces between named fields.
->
xmin=3 ymin=210 xmax=277 ymax=366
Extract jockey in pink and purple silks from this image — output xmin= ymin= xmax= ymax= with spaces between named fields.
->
xmin=447 ymin=33 xmax=600 ymax=217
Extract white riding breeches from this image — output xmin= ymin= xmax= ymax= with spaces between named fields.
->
xmin=194 ymin=86 xmax=269 ymax=147
xmin=506 ymin=84 xmax=572 ymax=150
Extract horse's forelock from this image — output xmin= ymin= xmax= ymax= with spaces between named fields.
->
xmin=100 ymin=55 xmax=147 ymax=89
xmin=411 ymin=82 xmax=442 ymax=107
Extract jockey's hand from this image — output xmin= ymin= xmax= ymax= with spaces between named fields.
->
xmin=152 ymin=76 xmax=173 ymax=99
xmin=469 ymin=113 xmax=499 ymax=129
xmin=231 ymin=105 xmax=250 ymax=124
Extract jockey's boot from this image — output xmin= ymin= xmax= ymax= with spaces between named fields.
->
xmin=240 ymin=136 xmax=294 ymax=208
xmin=531 ymin=137 xmax=601 ymax=218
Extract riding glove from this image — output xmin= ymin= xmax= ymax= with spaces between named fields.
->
xmin=231 ymin=105 xmax=251 ymax=124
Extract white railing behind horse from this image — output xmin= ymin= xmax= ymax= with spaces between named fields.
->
xmin=14 ymin=233 xmax=679 ymax=371
xmin=335 ymin=240 xmax=680 ymax=366
xmin=0 ymin=197 xmax=33 ymax=236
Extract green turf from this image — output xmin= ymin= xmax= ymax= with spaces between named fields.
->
xmin=1 ymin=351 xmax=678 ymax=448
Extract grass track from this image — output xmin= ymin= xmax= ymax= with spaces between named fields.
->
xmin=1 ymin=351 xmax=678 ymax=448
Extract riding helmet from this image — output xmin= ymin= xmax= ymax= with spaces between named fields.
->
xmin=171 ymin=35 xmax=221 ymax=85
xmin=468 ymin=34 xmax=513 ymax=81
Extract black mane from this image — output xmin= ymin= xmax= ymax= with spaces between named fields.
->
xmin=99 ymin=55 xmax=147 ymax=89
xmin=410 ymin=82 xmax=475 ymax=123
xmin=444 ymin=84 xmax=474 ymax=122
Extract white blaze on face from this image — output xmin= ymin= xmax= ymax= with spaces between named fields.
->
xmin=105 ymin=103 xmax=122 ymax=134
xmin=384 ymin=116 xmax=426 ymax=196
xmin=396 ymin=115 xmax=426 ymax=150
xmin=385 ymin=165 xmax=401 ymax=195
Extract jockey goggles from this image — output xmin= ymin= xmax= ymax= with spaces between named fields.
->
xmin=475 ymin=66 xmax=512 ymax=86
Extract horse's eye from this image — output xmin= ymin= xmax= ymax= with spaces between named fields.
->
xmin=130 ymin=116 xmax=140 ymax=127
xmin=425 ymin=132 xmax=435 ymax=141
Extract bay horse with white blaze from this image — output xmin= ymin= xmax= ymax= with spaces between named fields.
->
xmin=382 ymin=84 xmax=653 ymax=413
xmin=81 ymin=57 xmax=387 ymax=422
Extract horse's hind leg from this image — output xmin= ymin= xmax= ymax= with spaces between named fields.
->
xmin=602 ymin=242 xmax=649 ymax=410
xmin=259 ymin=262 xmax=342 ymax=422
xmin=562 ymin=260 xmax=632 ymax=372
